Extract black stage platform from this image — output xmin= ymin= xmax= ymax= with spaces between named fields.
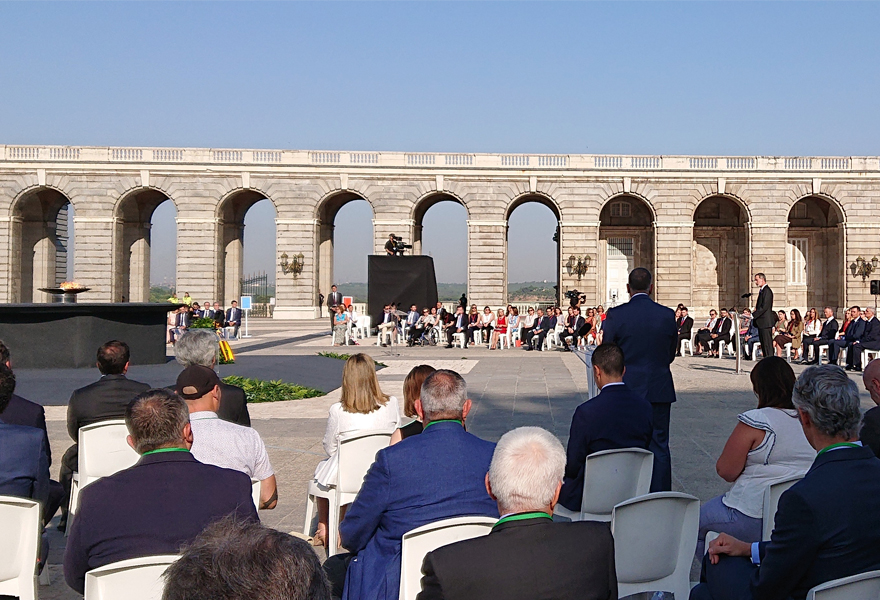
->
xmin=0 ymin=303 xmax=176 ymax=369
xmin=368 ymin=255 xmax=439 ymax=327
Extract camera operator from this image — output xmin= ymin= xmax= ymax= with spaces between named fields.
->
xmin=385 ymin=234 xmax=397 ymax=256
xmin=565 ymin=289 xmax=586 ymax=308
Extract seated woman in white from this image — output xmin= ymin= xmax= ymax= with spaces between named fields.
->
xmin=312 ymin=353 xmax=400 ymax=548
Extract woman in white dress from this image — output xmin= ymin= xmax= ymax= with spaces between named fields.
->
xmin=312 ymin=353 xmax=400 ymax=547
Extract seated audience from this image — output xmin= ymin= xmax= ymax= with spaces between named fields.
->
xmin=740 ymin=309 xmax=760 ymax=359
xmin=705 ymin=308 xmax=733 ymax=358
xmin=407 ymin=307 xmax=429 ymax=346
xmin=773 ymin=309 xmax=804 ymax=358
xmin=860 ymin=359 xmax=880 ymax=457
xmin=417 ymin=426 xmax=617 ymax=600
xmin=772 ymin=310 xmax=788 ymax=337
xmin=801 ymin=307 xmax=821 ymax=350
xmin=312 ymin=354 xmax=400 ymax=547
xmin=176 ymin=365 xmax=277 ymax=510
xmin=526 ymin=308 xmax=554 ymax=351
xmin=60 ymin=340 xmax=150 ymax=530
xmin=336 ymin=370 xmax=498 ymax=600
xmin=676 ymin=306 xmax=694 ymax=356
xmin=162 ymin=517 xmax=330 ymax=600
xmin=558 ymin=343 xmax=653 ymax=513
xmin=444 ymin=306 xmax=468 ymax=348
xmin=64 ymin=389 xmax=257 ymax=594
xmin=212 ymin=302 xmax=226 ymax=328
xmin=489 ymin=308 xmax=507 ymax=350
xmin=377 ymin=304 xmax=399 ymax=345
xmin=696 ymin=357 xmax=815 ymax=556
xmin=562 ymin=306 xmax=585 ymax=350
xmin=832 ymin=306 xmax=866 ymax=368
xmin=175 ymin=329 xmax=250 ymax=426
xmin=691 ymin=365 xmax=880 ymax=600
xmin=390 ymin=365 xmax=436 ymax=444
xmin=694 ymin=310 xmax=719 ymax=355
xmin=507 ymin=306 xmax=520 ymax=342
xmin=520 ymin=306 xmax=537 ymax=343
xmin=851 ymin=307 xmax=880 ymax=372
xmin=803 ymin=307 xmax=839 ymax=364
xmin=477 ymin=306 xmax=495 ymax=346
xmin=332 ymin=305 xmax=349 ymax=346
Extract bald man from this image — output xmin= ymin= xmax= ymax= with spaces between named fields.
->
xmin=859 ymin=359 xmax=880 ymax=457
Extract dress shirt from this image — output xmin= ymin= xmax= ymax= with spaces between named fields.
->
xmin=189 ymin=411 xmax=274 ymax=480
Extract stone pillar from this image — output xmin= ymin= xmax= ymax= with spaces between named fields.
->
xmin=221 ymin=221 xmax=244 ymax=307
xmin=844 ymin=223 xmax=880 ymax=310
xmin=559 ymin=222 xmax=600 ymax=306
xmin=748 ymin=222 xmax=787 ymax=306
xmin=72 ymin=216 xmax=116 ymax=301
xmin=372 ymin=219 xmax=414 ymax=256
xmin=0 ymin=216 xmax=21 ymax=303
xmin=654 ymin=221 xmax=694 ymax=309
xmin=176 ymin=215 xmax=219 ymax=302
xmin=273 ymin=218 xmax=320 ymax=319
xmin=468 ymin=220 xmax=506 ymax=307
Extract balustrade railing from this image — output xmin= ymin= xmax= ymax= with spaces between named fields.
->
xmin=253 ymin=151 xmax=281 ymax=163
xmin=49 ymin=147 xmax=80 ymax=160
xmin=154 ymin=149 xmax=184 ymax=162
xmin=689 ymin=157 xmax=718 ymax=169
xmin=310 ymin=152 xmax=340 ymax=164
xmin=725 ymin=157 xmax=756 ymax=169
xmin=501 ymin=155 xmax=530 ymax=167
xmin=538 ymin=155 xmax=568 ymax=167
xmin=213 ymin=150 xmax=242 ymax=162
xmin=594 ymin=156 xmax=623 ymax=169
xmin=350 ymin=152 xmax=378 ymax=164
xmin=444 ymin=154 xmax=474 ymax=166
xmin=784 ymin=157 xmax=812 ymax=170
xmin=820 ymin=157 xmax=850 ymax=170
xmin=406 ymin=153 xmax=436 ymax=165
xmin=631 ymin=156 xmax=661 ymax=169
xmin=111 ymin=148 xmax=143 ymax=161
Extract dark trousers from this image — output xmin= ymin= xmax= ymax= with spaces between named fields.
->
xmin=522 ymin=327 xmax=536 ymax=348
xmin=649 ymin=402 xmax=672 ymax=492
xmin=533 ymin=330 xmax=548 ymax=350
xmin=758 ymin=327 xmax=773 ymax=361
xmin=59 ymin=444 xmax=78 ymax=517
xmin=676 ymin=332 xmax=691 ymax=353
xmin=446 ymin=327 xmax=464 ymax=346
xmin=690 ymin=553 xmax=756 ymax=600
xmin=45 ymin=480 xmax=64 ymax=524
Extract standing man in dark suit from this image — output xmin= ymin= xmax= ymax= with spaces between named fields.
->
xmin=852 ymin=308 xmax=880 ymax=372
xmin=59 ymin=340 xmax=150 ymax=531
xmin=417 ymin=426 xmax=616 ymax=600
xmin=225 ymin=300 xmax=242 ymax=339
xmin=691 ymin=365 xmax=880 ymax=600
xmin=558 ymin=343 xmax=653 ymax=514
xmin=63 ymin=389 xmax=257 ymax=594
xmin=752 ymin=273 xmax=775 ymax=361
xmin=804 ymin=307 xmax=840 ymax=365
xmin=676 ymin=307 xmax=694 ymax=356
xmin=600 ymin=267 xmax=678 ymax=492
xmin=327 ymin=285 xmax=343 ymax=330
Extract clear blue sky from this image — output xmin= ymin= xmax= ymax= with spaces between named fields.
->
xmin=3 ymin=2 xmax=878 ymax=284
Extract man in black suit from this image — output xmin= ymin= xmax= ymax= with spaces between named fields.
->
xmin=831 ymin=306 xmax=865 ymax=370
xmin=225 ymin=300 xmax=242 ymax=339
xmin=691 ymin=365 xmax=880 ymax=600
xmin=445 ymin=306 xmax=468 ymax=348
xmin=327 ymin=284 xmax=343 ymax=329
xmin=707 ymin=308 xmax=733 ymax=358
xmin=59 ymin=340 xmax=150 ymax=530
xmin=63 ymin=389 xmax=257 ymax=594
xmin=752 ymin=273 xmax=775 ymax=360
xmin=676 ymin=307 xmax=694 ymax=356
xmin=417 ymin=426 xmax=616 ymax=600
xmin=601 ymin=267 xmax=678 ymax=492
xmin=852 ymin=308 xmax=880 ymax=371
xmin=693 ymin=309 xmax=718 ymax=355
xmin=527 ymin=309 xmax=553 ymax=351
xmin=562 ymin=306 xmax=585 ymax=350
xmin=558 ymin=343 xmax=652 ymax=514
xmin=804 ymin=307 xmax=840 ymax=365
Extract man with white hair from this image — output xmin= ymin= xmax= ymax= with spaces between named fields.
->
xmin=416 ymin=426 xmax=616 ymax=600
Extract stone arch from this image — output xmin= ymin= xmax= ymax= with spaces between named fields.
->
xmin=411 ymin=191 xmax=469 ymax=256
xmin=10 ymin=185 xmax=74 ymax=302
xmin=505 ymin=192 xmax=562 ymax=304
xmin=315 ymin=190 xmax=375 ymax=303
xmin=505 ymin=191 xmax=561 ymax=221
xmin=598 ymin=193 xmax=656 ymax=306
xmin=691 ymin=195 xmax=751 ymax=311
xmin=787 ymin=194 xmax=845 ymax=310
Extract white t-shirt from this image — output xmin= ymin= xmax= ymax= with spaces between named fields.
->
xmin=189 ymin=411 xmax=274 ymax=481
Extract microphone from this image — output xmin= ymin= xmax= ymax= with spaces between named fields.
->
xmin=741 ymin=293 xmax=753 ymax=299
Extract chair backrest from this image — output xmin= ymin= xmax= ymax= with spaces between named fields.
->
xmin=251 ymin=479 xmax=261 ymax=511
xmin=806 ymin=570 xmax=880 ymax=600
xmin=78 ymin=420 xmax=140 ymax=488
xmin=398 ymin=516 xmax=496 ymax=600
xmin=0 ymin=496 xmax=40 ymax=600
xmin=762 ymin=475 xmax=803 ymax=541
xmin=336 ymin=429 xmax=394 ymax=495
xmin=84 ymin=555 xmax=180 ymax=600
xmin=580 ymin=448 xmax=654 ymax=519
xmin=612 ymin=492 xmax=700 ymax=599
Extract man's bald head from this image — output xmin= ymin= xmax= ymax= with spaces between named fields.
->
xmin=864 ymin=359 xmax=880 ymax=406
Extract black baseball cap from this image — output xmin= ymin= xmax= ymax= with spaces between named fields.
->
xmin=175 ymin=365 xmax=221 ymax=400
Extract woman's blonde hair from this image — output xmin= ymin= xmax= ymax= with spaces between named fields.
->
xmin=402 ymin=364 xmax=436 ymax=418
xmin=340 ymin=354 xmax=388 ymax=414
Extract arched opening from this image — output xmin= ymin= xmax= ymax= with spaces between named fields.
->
xmin=149 ymin=201 xmax=177 ymax=300
xmin=317 ymin=192 xmax=373 ymax=309
xmin=598 ymin=195 xmax=655 ymax=306
xmin=12 ymin=187 xmax=74 ymax=302
xmin=217 ymin=190 xmax=276 ymax=310
xmin=787 ymin=196 xmax=844 ymax=310
xmin=505 ymin=195 xmax=561 ymax=306
xmin=692 ymin=196 xmax=750 ymax=311
xmin=114 ymin=189 xmax=174 ymax=302
xmin=414 ymin=193 xmax=467 ymax=296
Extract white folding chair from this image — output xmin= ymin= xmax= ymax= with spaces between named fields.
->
xmin=762 ymin=475 xmax=803 ymax=541
xmin=783 ymin=342 xmax=793 ymax=361
xmin=716 ymin=339 xmax=736 ymax=358
xmin=553 ymin=448 xmax=653 ymax=522
xmin=0 ymin=496 xmax=41 ymax=600
xmin=357 ymin=316 xmax=371 ymax=341
xmin=398 ymin=516 xmax=496 ymax=600
xmin=69 ymin=420 xmax=140 ymax=520
xmin=84 ymin=555 xmax=179 ymax=600
xmin=806 ymin=570 xmax=880 ymax=600
xmin=611 ymin=492 xmax=700 ymax=600
xmin=473 ymin=329 xmax=483 ymax=345
xmin=224 ymin=326 xmax=238 ymax=341
xmin=251 ymin=479 xmax=261 ymax=511
xmin=496 ymin=332 xmax=509 ymax=349
xmin=452 ymin=332 xmax=467 ymax=349
xmin=680 ymin=331 xmax=695 ymax=357
xmin=864 ymin=349 xmax=880 ymax=366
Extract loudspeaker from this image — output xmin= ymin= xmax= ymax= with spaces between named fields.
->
xmin=871 ymin=280 xmax=880 ymax=295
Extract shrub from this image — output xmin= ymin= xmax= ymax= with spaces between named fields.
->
xmin=222 ymin=375 xmax=324 ymax=403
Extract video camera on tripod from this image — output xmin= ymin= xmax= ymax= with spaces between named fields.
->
xmin=388 ymin=234 xmax=413 ymax=256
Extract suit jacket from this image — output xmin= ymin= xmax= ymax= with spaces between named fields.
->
xmin=417 ymin=517 xmax=616 ymax=600
xmin=601 ymin=294 xmax=678 ymax=405
xmin=535 ymin=316 xmax=552 ymax=333
xmin=559 ymin=383 xmax=654 ymax=511
xmin=63 ymin=451 xmax=258 ymax=594
xmin=817 ymin=318 xmax=839 ymax=341
xmin=860 ymin=406 xmax=880 ymax=458
xmin=678 ymin=315 xmax=694 ymax=338
xmin=175 ymin=311 xmax=191 ymax=328
xmin=226 ymin=307 xmax=242 ymax=324
xmin=328 ymin=291 xmax=343 ymax=307
xmin=753 ymin=285 xmax=775 ymax=329
xmin=339 ymin=422 xmax=498 ymax=600
xmin=405 ymin=311 xmax=421 ymax=327
xmin=1 ymin=393 xmax=51 ymax=465
xmin=749 ymin=446 xmax=880 ymax=600
xmin=566 ymin=315 xmax=586 ymax=334
xmin=203 ymin=308 xmax=215 ymax=319
xmin=861 ymin=317 xmax=880 ymax=346
xmin=843 ymin=318 xmax=866 ymax=343
xmin=67 ymin=374 xmax=151 ymax=442
xmin=0 ymin=422 xmax=49 ymax=506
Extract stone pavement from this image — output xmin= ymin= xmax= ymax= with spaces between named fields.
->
xmin=27 ymin=318 xmax=875 ymax=598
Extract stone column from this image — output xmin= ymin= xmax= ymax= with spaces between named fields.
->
xmin=175 ymin=215 xmax=219 ymax=302
xmin=559 ymin=221 xmax=600 ymax=305
xmin=844 ymin=223 xmax=880 ymax=310
xmin=274 ymin=218 xmax=320 ymax=319
xmin=468 ymin=220 xmax=506 ymax=307
xmin=654 ymin=221 xmax=694 ymax=309
xmin=372 ymin=219 xmax=414 ymax=256
xmin=0 ymin=216 xmax=21 ymax=303
xmin=72 ymin=216 xmax=116 ymax=301
xmin=748 ymin=222 xmax=788 ymax=305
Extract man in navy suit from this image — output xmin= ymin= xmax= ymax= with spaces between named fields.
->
xmin=852 ymin=307 xmax=880 ymax=371
xmin=600 ymin=267 xmax=678 ymax=492
xmin=225 ymin=300 xmax=242 ymax=338
xmin=826 ymin=306 xmax=865 ymax=366
xmin=63 ymin=388 xmax=258 ymax=594
xmin=691 ymin=365 xmax=880 ymax=600
xmin=558 ymin=343 xmax=653 ymax=513
xmin=444 ymin=306 xmax=468 ymax=348
xmin=337 ymin=370 xmax=498 ymax=600
xmin=804 ymin=307 xmax=840 ymax=365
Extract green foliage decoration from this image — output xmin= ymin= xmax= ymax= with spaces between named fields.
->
xmin=222 ymin=375 xmax=324 ymax=403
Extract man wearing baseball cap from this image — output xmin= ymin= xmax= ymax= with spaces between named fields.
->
xmin=176 ymin=365 xmax=278 ymax=510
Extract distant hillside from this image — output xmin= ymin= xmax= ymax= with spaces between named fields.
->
xmin=335 ymin=281 xmax=556 ymax=303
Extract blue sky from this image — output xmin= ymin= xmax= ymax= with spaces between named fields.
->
xmin=3 ymin=2 xmax=879 ymax=284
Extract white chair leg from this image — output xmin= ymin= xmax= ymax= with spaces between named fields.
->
xmin=303 ymin=491 xmax=316 ymax=536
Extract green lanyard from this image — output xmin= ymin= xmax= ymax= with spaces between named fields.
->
xmin=816 ymin=442 xmax=861 ymax=457
xmin=492 ymin=511 xmax=552 ymax=529
xmin=423 ymin=419 xmax=463 ymax=430
xmin=141 ymin=447 xmax=190 ymax=457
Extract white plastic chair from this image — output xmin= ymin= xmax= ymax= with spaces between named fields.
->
xmin=805 ymin=570 xmax=880 ymax=600
xmin=399 ymin=516 xmax=496 ymax=600
xmin=0 ymin=496 xmax=41 ymax=600
xmin=680 ymin=331 xmax=696 ymax=357
xmin=473 ymin=328 xmax=484 ymax=345
xmin=224 ymin=326 xmax=239 ymax=340
xmin=496 ymin=331 xmax=509 ymax=349
xmin=69 ymin=420 xmax=140 ymax=518
xmin=452 ymin=332 xmax=467 ymax=349
xmin=611 ymin=492 xmax=700 ymax=600
xmin=762 ymin=474 xmax=803 ymax=541
xmin=356 ymin=316 xmax=371 ymax=341
xmin=376 ymin=326 xmax=396 ymax=346
xmin=303 ymin=429 xmax=393 ymax=557
xmin=251 ymin=479 xmax=261 ymax=511
xmin=864 ymin=349 xmax=880 ymax=366
xmin=84 ymin=555 xmax=179 ymax=600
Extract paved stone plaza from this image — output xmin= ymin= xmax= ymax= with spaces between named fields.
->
xmin=26 ymin=318 xmax=875 ymax=599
